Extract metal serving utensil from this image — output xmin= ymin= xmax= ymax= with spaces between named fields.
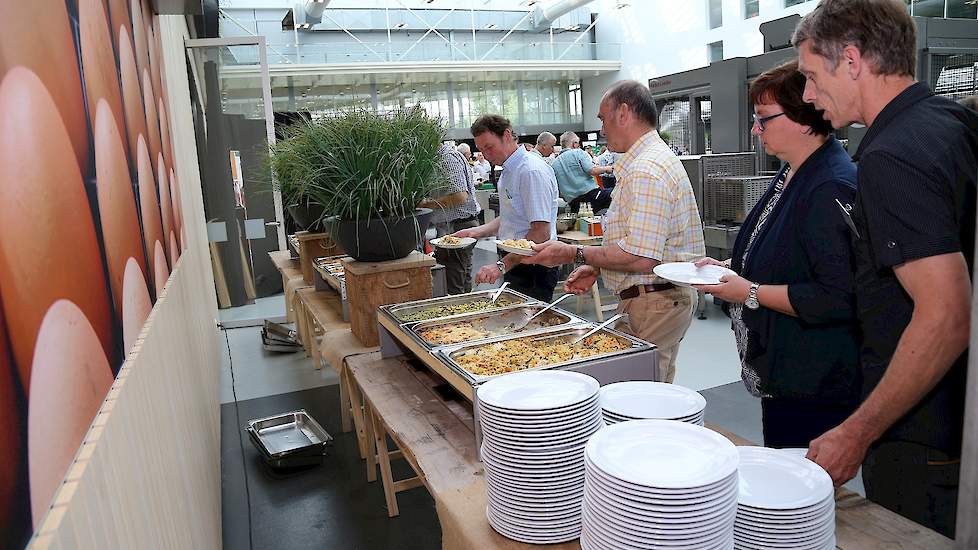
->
xmin=508 ymin=293 xmax=574 ymax=332
xmin=489 ymin=281 xmax=510 ymax=304
xmin=570 ymin=313 xmax=628 ymax=346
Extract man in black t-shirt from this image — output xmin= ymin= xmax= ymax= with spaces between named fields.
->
xmin=794 ymin=0 xmax=978 ymax=537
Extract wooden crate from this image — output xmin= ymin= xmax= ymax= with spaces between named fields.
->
xmin=344 ymin=251 xmax=435 ymax=346
xmin=296 ymin=231 xmax=343 ymax=284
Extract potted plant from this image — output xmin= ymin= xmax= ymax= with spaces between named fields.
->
xmin=269 ymin=122 xmax=327 ymax=232
xmin=270 ymin=107 xmax=444 ymax=261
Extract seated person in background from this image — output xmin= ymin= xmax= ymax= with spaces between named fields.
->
xmin=551 ymin=131 xmax=613 ymax=214
xmin=532 ymin=132 xmax=557 ymax=165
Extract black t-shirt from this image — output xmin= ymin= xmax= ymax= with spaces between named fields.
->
xmin=851 ymin=82 xmax=978 ymax=454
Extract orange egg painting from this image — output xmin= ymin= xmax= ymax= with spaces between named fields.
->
xmin=129 ymin=0 xmax=150 ymax=87
xmin=145 ymin=8 xmax=164 ymax=116
xmin=0 ymin=0 xmax=90 ymax=174
xmin=80 ymin=0 xmax=128 ymax=156
xmin=158 ymin=153 xmax=175 ymax=265
xmin=27 ymin=300 xmax=113 ymax=527
xmin=0 ymin=67 xmax=115 ymax=392
xmin=153 ymin=240 xmax=170 ymax=297
xmin=143 ymin=68 xmax=163 ymax=171
xmin=107 ymin=0 xmax=133 ymax=49
xmin=119 ymin=26 xmax=148 ymax=168
xmin=158 ymin=96 xmax=173 ymax=168
xmin=122 ymin=258 xmax=151 ymax=354
xmin=137 ymin=135 xmax=165 ymax=295
xmin=169 ymin=166 xmax=184 ymax=254
xmin=94 ymin=99 xmax=148 ymax=321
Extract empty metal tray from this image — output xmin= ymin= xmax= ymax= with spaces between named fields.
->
xmin=247 ymin=409 xmax=332 ymax=468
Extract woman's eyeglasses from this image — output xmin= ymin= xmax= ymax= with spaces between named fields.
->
xmin=753 ymin=112 xmax=785 ymax=131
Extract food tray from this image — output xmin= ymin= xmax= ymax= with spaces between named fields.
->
xmin=380 ymin=288 xmax=538 ymax=324
xmin=435 ymin=324 xmax=653 ymax=385
xmin=246 ymin=409 xmax=332 ymax=468
xmin=407 ymin=305 xmax=588 ymax=349
xmin=313 ymin=254 xmax=349 ymax=294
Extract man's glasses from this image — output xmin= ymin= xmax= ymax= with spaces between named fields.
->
xmin=753 ymin=112 xmax=786 ymax=131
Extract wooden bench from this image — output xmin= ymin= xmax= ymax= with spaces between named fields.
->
xmin=345 ymin=352 xmax=953 ymax=549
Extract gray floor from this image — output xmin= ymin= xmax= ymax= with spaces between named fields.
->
xmin=219 ymin=241 xmax=862 ymax=549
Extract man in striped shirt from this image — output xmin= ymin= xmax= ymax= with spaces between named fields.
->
xmin=524 ymin=80 xmax=705 ymax=383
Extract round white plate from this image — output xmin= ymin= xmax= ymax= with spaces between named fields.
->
xmin=654 ymin=262 xmax=737 ymax=287
xmin=477 ymin=370 xmax=598 ymax=411
xmin=734 ymin=522 xmax=834 ymax=543
xmin=430 ymin=236 xmax=476 ymax=249
xmin=586 ymin=454 xmax=738 ymax=496
xmin=736 ymin=510 xmax=834 ymax=531
xmin=488 ymin=505 xmax=582 ymax=529
xmin=583 ymin=491 xmax=738 ymax=534
xmin=481 ymin=403 xmax=601 ymax=425
xmin=584 ymin=483 xmax=739 ymax=524
xmin=737 ymin=499 xmax=834 ymax=520
xmin=487 ymin=508 xmax=581 ymax=542
xmin=583 ymin=526 xmax=733 ymax=550
xmin=586 ymin=420 xmax=739 ymax=489
xmin=485 ymin=467 xmax=584 ymax=490
xmin=487 ymin=490 xmax=584 ymax=515
xmin=583 ymin=511 xmax=734 ymax=550
xmin=586 ymin=478 xmax=739 ymax=516
xmin=737 ymin=446 xmax=833 ymax=510
xmin=481 ymin=418 xmax=602 ymax=444
xmin=494 ymin=239 xmax=537 ymax=256
xmin=603 ymin=409 xmax=705 ymax=423
xmin=601 ymin=381 xmax=706 ymax=420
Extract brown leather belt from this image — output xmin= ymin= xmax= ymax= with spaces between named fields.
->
xmin=618 ymin=283 xmax=675 ymax=300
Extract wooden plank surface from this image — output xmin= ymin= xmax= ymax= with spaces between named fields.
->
xmin=557 ymin=231 xmax=603 ymax=246
xmin=346 ymin=257 xmax=433 ymax=346
xmin=347 ymin=353 xmax=953 ymax=550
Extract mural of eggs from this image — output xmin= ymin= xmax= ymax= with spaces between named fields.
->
xmin=158 ymin=153 xmax=175 ymax=266
xmin=0 ymin=67 xmax=115 ymax=391
xmin=0 ymin=293 xmax=25 ymax=529
xmin=107 ymin=0 xmax=133 ymax=41
xmin=0 ymin=0 xmax=89 ymax=173
xmin=119 ymin=26 xmax=148 ymax=169
xmin=94 ymin=99 xmax=149 ymax=320
xmin=129 ymin=0 xmax=150 ymax=89
xmin=122 ymin=258 xmax=152 ymax=354
xmin=169 ymin=166 xmax=184 ymax=257
xmin=137 ymin=135 xmax=165 ymax=295
xmin=80 ymin=0 xmax=128 ymax=158
xmin=144 ymin=68 xmax=163 ymax=170
xmin=27 ymin=300 xmax=114 ymax=527
xmin=153 ymin=240 xmax=170 ymax=297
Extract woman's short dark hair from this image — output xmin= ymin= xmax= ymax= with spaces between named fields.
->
xmin=603 ymin=80 xmax=658 ymax=128
xmin=749 ymin=60 xmax=833 ymax=136
xmin=470 ymin=114 xmax=512 ymax=139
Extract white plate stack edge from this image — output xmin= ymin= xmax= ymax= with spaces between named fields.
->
xmin=600 ymin=381 xmax=707 ymax=426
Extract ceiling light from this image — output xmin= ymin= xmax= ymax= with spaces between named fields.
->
xmin=394 ymin=22 xmax=406 ymax=29
xmin=485 ymin=23 xmax=496 ymax=29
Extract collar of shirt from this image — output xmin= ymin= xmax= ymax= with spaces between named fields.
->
xmin=853 ymin=82 xmax=932 ymax=161
xmin=502 ymin=144 xmax=527 ymax=171
xmin=617 ymin=129 xmax=661 ymax=173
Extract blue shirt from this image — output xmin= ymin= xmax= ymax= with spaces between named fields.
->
xmin=497 ymin=146 xmax=558 ymax=241
xmin=551 ymin=148 xmax=597 ymax=201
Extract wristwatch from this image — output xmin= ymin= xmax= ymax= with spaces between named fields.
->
xmin=574 ymin=246 xmax=586 ymax=267
xmin=745 ymin=282 xmax=761 ymax=310
xmin=496 ymin=260 xmax=506 ymax=275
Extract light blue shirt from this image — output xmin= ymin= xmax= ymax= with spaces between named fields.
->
xmin=551 ymin=148 xmax=598 ymax=201
xmin=497 ymin=146 xmax=558 ymax=242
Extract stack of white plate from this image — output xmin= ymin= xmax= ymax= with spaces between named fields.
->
xmin=600 ymin=381 xmax=706 ymax=426
xmin=581 ymin=419 xmax=739 ymax=550
xmin=735 ymin=447 xmax=836 ymax=550
xmin=478 ymin=370 xmax=603 ymax=544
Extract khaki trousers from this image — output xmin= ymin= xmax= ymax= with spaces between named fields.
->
xmin=617 ymin=286 xmax=696 ymax=383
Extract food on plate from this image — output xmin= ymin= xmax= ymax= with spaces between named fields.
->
xmin=397 ymin=298 xmax=515 ymax=322
xmin=500 ymin=239 xmax=534 ymax=250
xmin=438 ymin=235 xmax=462 ymax=245
xmin=452 ymin=333 xmax=629 ymax=377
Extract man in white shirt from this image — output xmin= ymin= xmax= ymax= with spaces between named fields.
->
xmin=453 ymin=114 xmax=559 ymax=301
xmin=472 ymin=151 xmax=491 ymax=183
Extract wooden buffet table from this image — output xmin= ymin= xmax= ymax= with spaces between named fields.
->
xmin=345 ymin=352 xmax=953 ymax=550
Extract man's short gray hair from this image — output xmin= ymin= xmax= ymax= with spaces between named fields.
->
xmin=536 ymin=132 xmax=556 ymax=147
xmin=559 ymin=131 xmax=579 ymax=148
xmin=792 ymin=0 xmax=916 ymax=77
xmin=456 ymin=142 xmax=471 ymax=157
xmin=603 ymin=80 xmax=658 ymax=128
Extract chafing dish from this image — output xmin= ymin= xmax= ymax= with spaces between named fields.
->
xmin=313 ymin=254 xmax=349 ymax=293
xmin=407 ymin=304 xmax=588 ymax=348
xmin=434 ymin=324 xmax=655 ymax=386
xmin=379 ymin=288 xmax=537 ymax=324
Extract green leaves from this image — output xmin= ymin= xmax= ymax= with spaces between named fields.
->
xmin=269 ymin=106 xmax=447 ymax=222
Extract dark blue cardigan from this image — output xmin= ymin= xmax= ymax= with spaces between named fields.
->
xmin=730 ymin=137 xmax=861 ymax=401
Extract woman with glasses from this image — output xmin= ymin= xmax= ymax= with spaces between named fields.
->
xmin=695 ymin=60 xmax=861 ymax=449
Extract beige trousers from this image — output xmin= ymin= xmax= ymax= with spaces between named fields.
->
xmin=617 ymin=286 xmax=696 ymax=383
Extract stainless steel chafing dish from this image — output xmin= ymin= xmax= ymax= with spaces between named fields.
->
xmin=406 ymin=304 xmax=588 ymax=349
xmin=379 ymin=288 xmax=538 ymax=324
xmin=313 ymin=254 xmax=349 ymax=294
xmin=434 ymin=324 xmax=655 ymax=386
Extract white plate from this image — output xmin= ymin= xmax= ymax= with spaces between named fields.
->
xmin=483 ymin=409 xmax=602 ymax=433
xmin=583 ymin=492 xmax=738 ymax=536
xmin=586 ymin=454 xmax=737 ymax=496
xmin=586 ymin=478 xmax=740 ymax=516
xmin=601 ymin=381 xmax=706 ymax=420
xmin=485 ymin=468 xmax=584 ymax=490
xmin=494 ymin=239 xmax=537 ymax=256
xmin=586 ymin=420 xmax=739 ymax=489
xmin=737 ymin=446 xmax=834 ymax=510
xmin=488 ymin=505 xmax=582 ymax=529
xmin=654 ymin=262 xmax=737 ymax=287
xmin=736 ymin=509 xmax=834 ymax=531
xmin=583 ymin=511 xmax=735 ymax=550
xmin=430 ymin=236 xmax=476 ymax=249
xmin=481 ymin=416 xmax=602 ymax=442
xmin=487 ymin=509 xmax=581 ymax=544
xmin=477 ymin=370 xmax=598 ymax=411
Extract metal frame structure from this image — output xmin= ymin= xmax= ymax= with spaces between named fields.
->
xmin=185 ymin=36 xmax=287 ymax=251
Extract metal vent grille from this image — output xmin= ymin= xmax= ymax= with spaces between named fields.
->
xmin=700 ymin=153 xmax=756 ymax=223
xmin=708 ymin=175 xmax=771 ymax=223
xmin=928 ymin=52 xmax=978 ymax=101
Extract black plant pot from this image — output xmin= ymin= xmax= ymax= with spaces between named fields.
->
xmin=287 ymin=202 xmax=327 ymax=232
xmin=330 ymin=208 xmax=433 ymax=262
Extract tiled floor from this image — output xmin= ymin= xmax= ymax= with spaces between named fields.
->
xmin=219 ymin=241 xmax=861 ymax=549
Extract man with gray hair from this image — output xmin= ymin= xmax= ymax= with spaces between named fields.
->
xmin=532 ymin=132 xmax=557 ymax=164
xmin=551 ymin=131 xmax=614 ymax=213
xmin=794 ymin=0 xmax=978 ymax=537
xmin=525 ymin=80 xmax=705 ymax=383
